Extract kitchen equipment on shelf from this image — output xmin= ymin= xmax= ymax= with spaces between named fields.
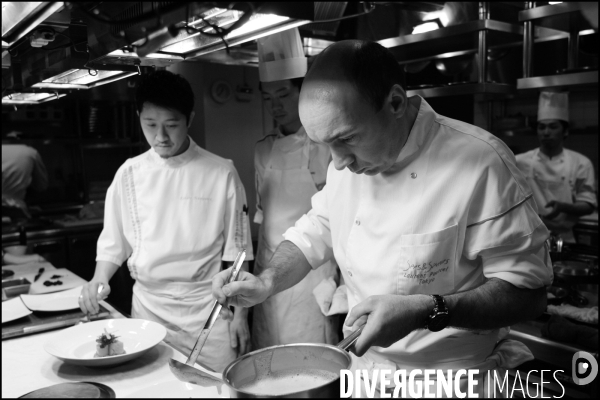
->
xmin=44 ymin=318 xmax=166 ymax=367
xmin=19 ymin=382 xmax=115 ymax=398
xmin=169 ymin=249 xmax=246 ymax=384
xmin=223 ymin=325 xmax=364 ymax=398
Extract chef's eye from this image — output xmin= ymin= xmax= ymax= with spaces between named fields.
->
xmin=167 ymin=125 xmax=179 ymax=128
xmin=146 ymin=124 xmax=156 ymax=128
xmin=340 ymin=135 xmax=357 ymax=143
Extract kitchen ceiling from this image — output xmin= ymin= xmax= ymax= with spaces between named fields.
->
xmin=1 ymin=1 xmax=317 ymax=105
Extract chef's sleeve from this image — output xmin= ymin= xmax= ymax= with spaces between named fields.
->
xmin=463 ymin=147 xmax=553 ymax=289
xmin=29 ymin=149 xmax=48 ymax=192
xmin=253 ymin=145 xmax=264 ymax=225
xmin=96 ymin=169 xmax=132 ymax=266
xmin=283 ymin=184 xmax=335 ymax=270
xmin=574 ymin=157 xmax=597 ymax=208
xmin=223 ymin=167 xmax=254 ymax=261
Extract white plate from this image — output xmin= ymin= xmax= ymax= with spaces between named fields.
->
xmin=126 ymin=379 xmax=227 ymax=398
xmin=44 ymin=319 xmax=167 ymax=367
xmin=21 ymin=286 xmax=83 ymax=312
xmin=2 ymin=297 xmax=33 ymax=323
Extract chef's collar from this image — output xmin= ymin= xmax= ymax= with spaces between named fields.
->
xmin=276 ymin=125 xmax=306 ymax=139
xmin=535 ymin=147 xmax=565 ymax=162
xmin=395 ymin=96 xmax=435 ymax=164
xmin=147 ymin=136 xmax=197 ymax=168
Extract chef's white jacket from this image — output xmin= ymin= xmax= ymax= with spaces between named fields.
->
xmin=284 ymin=97 xmax=553 ymax=370
xmin=254 ymin=126 xmax=331 ymax=225
xmin=515 ymin=148 xmax=597 ymax=210
xmin=2 ymin=144 xmax=48 ymax=201
xmin=96 ymin=137 xmax=253 ymax=289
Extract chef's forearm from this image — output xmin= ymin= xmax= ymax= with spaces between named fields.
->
xmin=442 ymin=278 xmax=547 ymax=330
xmin=259 ymin=240 xmax=312 ymax=298
xmin=558 ymin=201 xmax=594 ymax=216
xmin=93 ymin=260 xmax=120 ymax=282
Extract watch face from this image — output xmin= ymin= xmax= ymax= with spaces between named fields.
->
xmin=429 ymin=314 xmax=450 ymax=332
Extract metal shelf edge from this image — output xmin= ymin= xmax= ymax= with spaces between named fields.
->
xmin=517 ymin=71 xmax=598 ymax=90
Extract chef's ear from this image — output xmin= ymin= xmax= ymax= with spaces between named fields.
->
xmin=187 ymin=111 xmax=196 ymax=128
xmin=388 ymin=84 xmax=408 ymax=120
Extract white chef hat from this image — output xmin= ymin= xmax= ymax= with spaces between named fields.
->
xmin=538 ymin=90 xmax=569 ymax=122
xmin=257 ymin=28 xmax=307 ymax=82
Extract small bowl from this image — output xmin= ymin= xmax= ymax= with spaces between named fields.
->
xmin=4 ymin=245 xmax=28 ymax=256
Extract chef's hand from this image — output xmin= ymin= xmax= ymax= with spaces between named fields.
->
xmin=212 ymin=268 xmax=271 ymax=321
xmin=79 ymin=280 xmax=111 ymax=315
xmin=229 ymin=308 xmax=250 ymax=357
xmin=543 ymin=200 xmax=563 ymax=220
xmin=344 ymin=294 xmax=430 ymax=357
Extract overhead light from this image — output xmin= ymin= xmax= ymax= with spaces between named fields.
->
xmin=151 ymin=7 xmax=310 ymax=59
xmin=412 ymin=21 xmax=441 ymax=34
xmin=303 ymin=37 xmax=334 ymax=56
xmin=1 ymin=2 xmax=64 ymax=47
xmin=31 ymin=69 xmax=137 ymax=89
xmin=2 ymin=92 xmax=66 ymax=105
xmin=423 ymin=10 xmax=450 ymax=28
xmin=548 ymin=2 xmax=562 ymax=5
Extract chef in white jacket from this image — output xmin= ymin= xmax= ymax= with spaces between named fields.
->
xmin=516 ymin=91 xmax=597 ymax=243
xmin=252 ymin=28 xmax=338 ymax=349
xmin=79 ymin=70 xmax=253 ymax=372
xmin=213 ymin=41 xmax=553 ymax=396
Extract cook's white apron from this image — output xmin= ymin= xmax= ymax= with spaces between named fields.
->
xmin=527 ymin=150 xmax=577 ymax=242
xmin=253 ymin=132 xmax=338 ymax=350
xmin=132 ymin=278 xmax=236 ymax=373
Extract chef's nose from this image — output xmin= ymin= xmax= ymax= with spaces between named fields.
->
xmin=156 ymin=126 xmax=169 ymax=142
xmin=271 ymin=96 xmax=283 ymax=111
xmin=331 ymin=150 xmax=354 ymax=171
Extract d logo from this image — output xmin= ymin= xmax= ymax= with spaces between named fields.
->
xmin=572 ymin=351 xmax=598 ymax=385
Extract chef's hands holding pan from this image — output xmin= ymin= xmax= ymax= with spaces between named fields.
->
xmin=344 ymin=294 xmax=431 ymax=357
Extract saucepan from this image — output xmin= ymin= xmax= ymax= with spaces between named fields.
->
xmin=223 ymin=325 xmax=363 ymax=398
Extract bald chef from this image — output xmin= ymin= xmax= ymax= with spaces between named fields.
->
xmin=252 ymin=28 xmax=338 ymax=349
xmin=79 ymin=71 xmax=253 ymax=372
xmin=516 ymin=91 xmax=597 ymax=243
xmin=213 ymin=40 xmax=553 ymax=397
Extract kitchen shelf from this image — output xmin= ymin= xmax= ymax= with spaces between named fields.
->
xmin=517 ymin=70 xmax=598 ymax=90
xmin=407 ymin=82 xmax=515 ymax=99
xmin=379 ymin=19 xmax=523 ymax=63
xmin=519 ymin=2 xmax=594 ymax=33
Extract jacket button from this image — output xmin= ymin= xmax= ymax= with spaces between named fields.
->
xmin=348 ymin=270 xmax=353 ymax=277
xmin=411 ymin=172 xmax=417 ymax=179
xmin=355 ymin=220 xmax=360 ymax=226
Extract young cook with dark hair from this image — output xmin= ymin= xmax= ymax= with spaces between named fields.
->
xmin=79 ymin=70 xmax=253 ymax=372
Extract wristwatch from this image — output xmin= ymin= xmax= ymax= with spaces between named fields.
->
xmin=426 ymin=294 xmax=449 ymax=332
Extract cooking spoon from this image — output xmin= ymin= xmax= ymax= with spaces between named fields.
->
xmin=169 ymin=249 xmax=246 ymax=384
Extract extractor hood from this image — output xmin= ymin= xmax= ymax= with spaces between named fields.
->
xmin=79 ymin=2 xmax=314 ymax=69
xmin=2 ymin=2 xmax=316 ymax=105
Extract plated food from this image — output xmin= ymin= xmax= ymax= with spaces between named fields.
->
xmin=44 ymin=319 xmax=166 ymax=367
xmin=95 ymin=328 xmax=126 ymax=358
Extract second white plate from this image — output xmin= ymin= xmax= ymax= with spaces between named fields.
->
xmin=21 ymin=286 xmax=83 ymax=312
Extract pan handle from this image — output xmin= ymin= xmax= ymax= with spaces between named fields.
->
xmin=337 ymin=325 xmax=364 ymax=351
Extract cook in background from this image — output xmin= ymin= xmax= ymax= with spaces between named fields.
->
xmin=213 ymin=40 xmax=553 ymax=396
xmin=2 ymin=131 xmax=48 ymax=219
xmin=516 ymin=91 xmax=597 ymax=243
xmin=79 ymin=70 xmax=254 ymax=372
xmin=252 ymin=28 xmax=339 ymax=350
